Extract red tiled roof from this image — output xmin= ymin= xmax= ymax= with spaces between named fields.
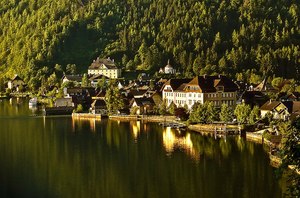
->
xmin=187 ymin=75 xmax=238 ymax=92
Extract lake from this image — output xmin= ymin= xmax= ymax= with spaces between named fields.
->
xmin=0 ymin=98 xmax=282 ymax=197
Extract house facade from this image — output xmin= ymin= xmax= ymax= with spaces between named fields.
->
xmin=130 ymin=98 xmax=155 ymax=115
xmin=90 ymin=99 xmax=107 ymax=115
xmin=55 ymin=98 xmax=74 ymax=107
xmin=260 ymin=100 xmax=300 ymax=120
xmin=88 ymin=57 xmax=121 ymax=79
xmin=162 ymin=75 xmax=238 ymax=109
xmin=8 ymin=75 xmax=25 ymax=91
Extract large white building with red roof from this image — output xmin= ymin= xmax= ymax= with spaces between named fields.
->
xmin=162 ymin=75 xmax=238 ymax=109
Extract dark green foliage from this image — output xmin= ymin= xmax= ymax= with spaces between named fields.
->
xmin=189 ymin=102 xmax=219 ymax=124
xmin=249 ymin=106 xmax=260 ymax=124
xmin=234 ymin=103 xmax=252 ymax=124
xmin=74 ymin=104 xmax=83 ymax=113
xmin=220 ymin=103 xmax=234 ymax=123
xmin=0 ymin=0 xmax=299 ymax=83
xmin=159 ymin=99 xmax=167 ymax=115
xmin=280 ymin=118 xmax=300 ymax=197
xmin=105 ymin=80 xmax=124 ymax=114
xmin=81 ymin=73 xmax=90 ymax=87
xmin=168 ymin=102 xmax=176 ymax=115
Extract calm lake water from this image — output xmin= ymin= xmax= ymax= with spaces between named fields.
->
xmin=0 ymin=98 xmax=282 ymax=197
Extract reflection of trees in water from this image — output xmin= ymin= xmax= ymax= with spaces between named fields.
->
xmin=0 ymin=119 xmax=282 ymax=197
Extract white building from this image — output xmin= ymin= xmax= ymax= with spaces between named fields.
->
xmin=159 ymin=60 xmax=176 ymax=74
xmin=162 ymin=75 xmax=238 ymax=109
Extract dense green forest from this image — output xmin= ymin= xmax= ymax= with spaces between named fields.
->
xmin=0 ymin=0 xmax=299 ymax=88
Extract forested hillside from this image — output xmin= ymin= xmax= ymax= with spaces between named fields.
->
xmin=0 ymin=0 xmax=299 ymax=88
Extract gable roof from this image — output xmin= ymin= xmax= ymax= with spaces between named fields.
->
xmin=91 ymin=99 xmax=107 ymax=108
xmin=88 ymin=57 xmax=118 ymax=70
xmin=186 ymin=75 xmax=238 ymax=92
xmin=291 ymin=101 xmax=300 ymax=114
xmin=11 ymin=75 xmax=24 ymax=81
xmin=163 ymin=79 xmax=192 ymax=91
xmin=63 ymin=75 xmax=82 ymax=82
xmin=131 ymin=97 xmax=155 ymax=107
xmin=129 ymin=89 xmax=148 ymax=98
xmin=260 ymin=101 xmax=281 ymax=111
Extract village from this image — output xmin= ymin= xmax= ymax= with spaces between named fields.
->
xmin=2 ymin=57 xmax=300 ymax=152
xmin=3 ymin=57 xmax=299 ymax=120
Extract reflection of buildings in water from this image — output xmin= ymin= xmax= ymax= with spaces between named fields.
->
xmin=163 ymin=127 xmax=199 ymax=161
xmin=43 ymin=116 xmax=46 ymax=129
xmin=131 ymin=121 xmax=141 ymax=140
xmin=29 ymin=106 xmax=38 ymax=114
xmin=72 ymin=117 xmax=98 ymax=132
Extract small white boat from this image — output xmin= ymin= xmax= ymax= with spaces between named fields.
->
xmin=29 ymin=97 xmax=38 ymax=107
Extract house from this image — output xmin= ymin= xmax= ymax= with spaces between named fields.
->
xmin=7 ymin=75 xmax=25 ymax=91
xmin=90 ymin=99 xmax=107 ymax=114
xmin=55 ymin=98 xmax=74 ymax=107
xmin=127 ymin=89 xmax=148 ymax=98
xmin=130 ymin=97 xmax=155 ymax=115
xmin=159 ymin=60 xmax=176 ymax=74
xmin=88 ymin=57 xmax=121 ymax=79
xmin=260 ymin=100 xmax=300 ymax=120
xmin=62 ymin=75 xmax=83 ymax=84
xmin=65 ymin=87 xmax=98 ymax=109
xmin=162 ymin=75 xmax=238 ymax=109
xmin=239 ymin=91 xmax=269 ymax=108
xmin=279 ymin=92 xmax=300 ymax=101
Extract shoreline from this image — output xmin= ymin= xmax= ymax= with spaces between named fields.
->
xmin=109 ymin=115 xmax=177 ymax=122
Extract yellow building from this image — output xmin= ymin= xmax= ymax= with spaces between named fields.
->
xmin=88 ymin=57 xmax=121 ymax=79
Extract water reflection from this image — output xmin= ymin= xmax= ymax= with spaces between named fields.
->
xmin=163 ymin=127 xmax=199 ymax=160
xmin=0 ymin=99 xmax=283 ymax=197
xmin=130 ymin=121 xmax=141 ymax=140
xmin=72 ymin=117 xmax=100 ymax=132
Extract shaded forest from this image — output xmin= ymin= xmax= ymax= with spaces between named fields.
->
xmin=0 ymin=0 xmax=299 ymax=87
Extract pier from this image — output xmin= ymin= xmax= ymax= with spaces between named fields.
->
xmin=72 ymin=113 xmax=105 ymax=120
xmin=188 ymin=123 xmax=241 ymax=135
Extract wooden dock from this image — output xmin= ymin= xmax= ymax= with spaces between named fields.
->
xmin=188 ymin=124 xmax=241 ymax=135
xmin=159 ymin=122 xmax=187 ymax=130
xmin=72 ymin=113 xmax=105 ymax=120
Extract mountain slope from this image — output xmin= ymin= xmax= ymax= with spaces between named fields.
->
xmin=0 ymin=0 xmax=299 ymax=87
